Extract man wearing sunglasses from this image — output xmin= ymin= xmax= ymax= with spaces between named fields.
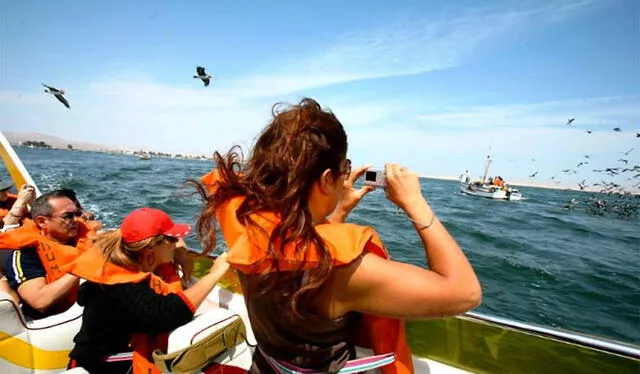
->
xmin=2 ymin=189 xmax=96 ymax=319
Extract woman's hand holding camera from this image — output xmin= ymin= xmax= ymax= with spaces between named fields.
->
xmin=330 ymin=164 xmax=375 ymax=223
xmin=384 ymin=163 xmax=428 ymax=214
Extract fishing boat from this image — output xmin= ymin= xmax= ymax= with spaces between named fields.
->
xmin=1 ymin=131 xmax=638 ymax=373
xmin=460 ymin=155 xmax=523 ymax=201
xmin=460 ymin=181 xmax=523 ymax=201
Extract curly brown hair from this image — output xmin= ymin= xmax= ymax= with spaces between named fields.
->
xmin=192 ymin=97 xmax=348 ymax=318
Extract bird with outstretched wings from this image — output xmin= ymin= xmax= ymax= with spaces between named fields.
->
xmin=42 ymin=84 xmax=70 ymax=109
xmin=194 ymin=66 xmax=212 ymax=87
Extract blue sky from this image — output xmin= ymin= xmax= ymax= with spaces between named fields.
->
xmin=1 ymin=0 xmax=638 ymax=190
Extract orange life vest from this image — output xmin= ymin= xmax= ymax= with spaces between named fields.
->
xmin=0 ymin=193 xmax=18 ymax=219
xmin=0 ymin=218 xmax=98 ymax=314
xmin=201 ymin=169 xmax=414 ymax=374
xmin=61 ymin=245 xmax=185 ymax=374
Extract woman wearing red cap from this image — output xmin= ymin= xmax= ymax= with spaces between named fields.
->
xmin=64 ymin=207 xmax=230 ymax=374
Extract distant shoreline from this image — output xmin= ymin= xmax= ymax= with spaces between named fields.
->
xmin=4 ymin=131 xmax=636 ymax=195
xmin=3 ymin=131 xmax=212 ymax=160
xmin=12 ymin=144 xmax=212 ymax=162
xmin=4 ymin=130 xmax=212 ymax=161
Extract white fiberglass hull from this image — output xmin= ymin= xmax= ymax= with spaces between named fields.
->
xmin=460 ymin=182 xmax=522 ymax=201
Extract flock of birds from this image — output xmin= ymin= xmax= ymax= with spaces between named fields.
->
xmin=42 ymin=66 xmax=213 ymax=109
xmin=565 ymin=117 xmax=639 ymax=138
xmin=549 ymin=117 xmax=640 ymax=218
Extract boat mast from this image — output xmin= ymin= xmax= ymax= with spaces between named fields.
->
xmin=482 ymin=153 xmax=492 ymax=184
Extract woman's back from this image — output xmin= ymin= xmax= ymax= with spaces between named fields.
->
xmin=239 ymin=272 xmax=360 ymax=372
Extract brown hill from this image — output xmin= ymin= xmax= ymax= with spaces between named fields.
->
xmin=3 ymin=131 xmax=127 ymax=152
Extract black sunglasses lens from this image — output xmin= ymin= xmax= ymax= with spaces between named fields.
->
xmin=61 ymin=211 xmax=83 ymax=220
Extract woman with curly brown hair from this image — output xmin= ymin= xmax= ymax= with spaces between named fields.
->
xmin=195 ymin=98 xmax=481 ymax=374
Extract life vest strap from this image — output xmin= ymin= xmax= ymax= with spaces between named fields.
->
xmin=103 ymin=352 xmax=134 ymax=362
xmin=260 ymin=347 xmax=395 ymax=374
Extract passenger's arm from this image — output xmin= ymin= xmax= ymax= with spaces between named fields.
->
xmin=18 ymin=274 xmax=79 ymax=313
xmin=328 ymin=164 xmax=374 ymax=223
xmin=181 ymin=253 xmax=230 ymax=308
xmin=7 ymin=248 xmax=79 ymax=313
xmin=2 ymin=185 xmax=36 ymax=226
xmin=327 ymin=164 xmax=481 ymax=319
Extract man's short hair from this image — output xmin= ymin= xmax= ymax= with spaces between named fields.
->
xmin=30 ymin=189 xmax=81 ymax=219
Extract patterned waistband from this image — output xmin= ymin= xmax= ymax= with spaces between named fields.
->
xmin=260 ymin=347 xmax=395 ymax=374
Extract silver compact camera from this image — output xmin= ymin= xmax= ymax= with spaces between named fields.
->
xmin=363 ymin=169 xmax=386 ymax=187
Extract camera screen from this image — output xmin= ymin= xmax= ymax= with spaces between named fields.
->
xmin=365 ymin=171 xmax=377 ymax=181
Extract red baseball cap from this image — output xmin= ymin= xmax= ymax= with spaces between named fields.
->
xmin=121 ymin=207 xmax=192 ymax=244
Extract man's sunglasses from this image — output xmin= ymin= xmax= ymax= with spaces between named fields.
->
xmin=50 ymin=210 xmax=83 ymax=222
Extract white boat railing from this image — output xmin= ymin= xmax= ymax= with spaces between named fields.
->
xmin=463 ymin=311 xmax=640 ymax=359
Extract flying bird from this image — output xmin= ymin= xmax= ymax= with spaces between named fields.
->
xmin=42 ymin=84 xmax=70 ymax=109
xmin=566 ymin=118 xmax=575 ymax=125
xmin=529 ymin=171 xmax=539 ymax=178
xmin=193 ymin=66 xmax=212 ymax=87
xmin=613 ymin=127 xmax=621 ymax=132
xmin=604 ymin=167 xmax=620 ymax=176
xmin=577 ymin=161 xmax=588 ymax=168
xmin=578 ymin=180 xmax=587 ymax=190
xmin=636 ymin=133 xmax=639 ymax=138
xmin=621 ymin=148 xmax=634 ymax=156
xmin=618 ymin=159 xmax=628 ymax=164
xmin=586 ymin=130 xmax=592 ymax=134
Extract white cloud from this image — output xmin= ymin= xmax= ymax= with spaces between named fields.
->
xmin=418 ymin=96 xmax=640 ymax=131
xmin=1 ymin=0 xmax=601 ymax=122
xmin=229 ymin=0 xmax=600 ymax=94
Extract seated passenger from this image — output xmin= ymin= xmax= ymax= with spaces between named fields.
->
xmin=1 ymin=184 xmax=36 ymax=227
xmin=64 ymin=207 xmax=230 ymax=374
xmin=0 ymin=179 xmax=18 ymax=220
xmin=0 ymin=184 xmax=36 ymax=302
xmin=196 ymin=98 xmax=482 ymax=373
xmin=1 ymin=189 xmax=97 ymax=319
